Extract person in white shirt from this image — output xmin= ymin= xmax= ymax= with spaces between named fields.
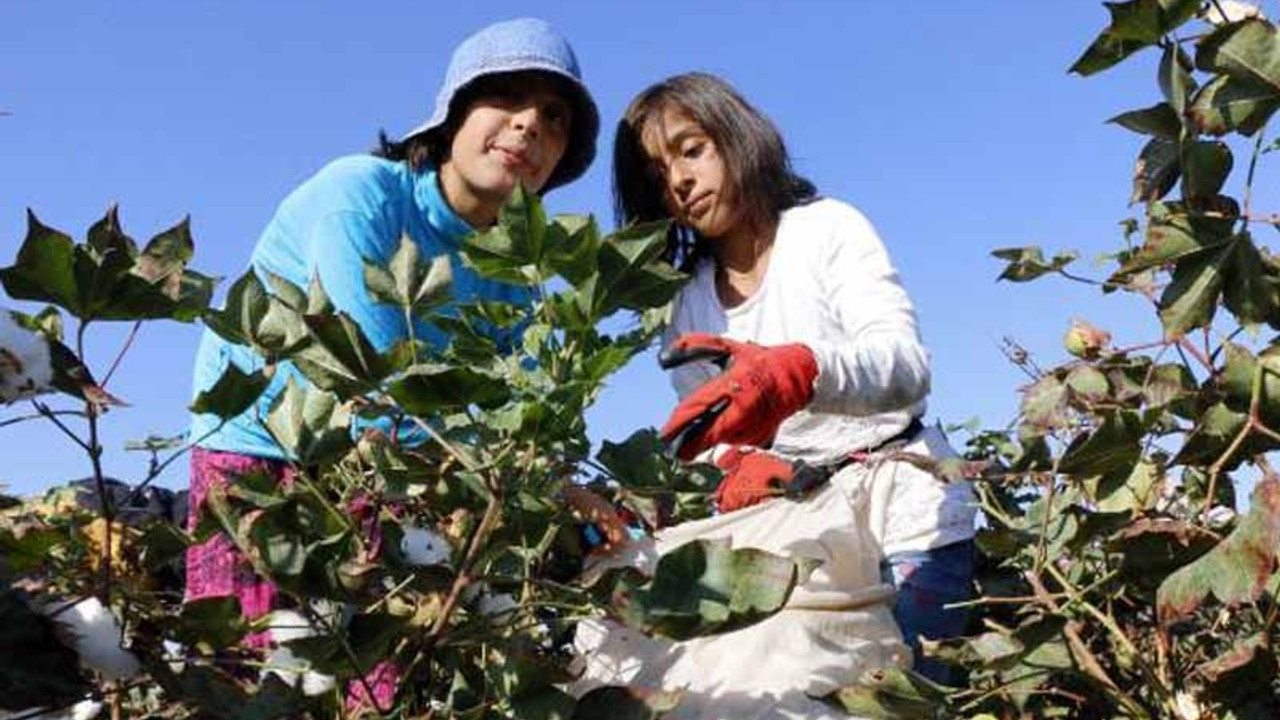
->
xmin=611 ymin=72 xmax=977 ymax=686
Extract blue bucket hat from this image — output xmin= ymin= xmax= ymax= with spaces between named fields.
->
xmin=404 ymin=18 xmax=599 ymax=192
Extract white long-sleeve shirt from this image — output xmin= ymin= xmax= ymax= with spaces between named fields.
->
xmin=663 ymin=198 xmax=974 ymax=554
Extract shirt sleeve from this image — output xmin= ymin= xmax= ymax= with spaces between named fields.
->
xmin=806 ymin=205 xmax=931 ymax=416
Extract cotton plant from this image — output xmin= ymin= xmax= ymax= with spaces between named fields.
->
xmin=0 ymin=197 xmax=829 ymax=719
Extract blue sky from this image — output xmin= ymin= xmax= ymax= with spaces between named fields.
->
xmin=0 ymin=2 xmax=1228 ymax=495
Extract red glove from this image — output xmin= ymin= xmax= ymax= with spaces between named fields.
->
xmin=659 ymin=334 xmax=818 ymax=461
xmin=714 ymin=446 xmax=797 ymax=513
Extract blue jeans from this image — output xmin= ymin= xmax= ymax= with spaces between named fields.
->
xmin=880 ymin=540 xmax=974 ymax=686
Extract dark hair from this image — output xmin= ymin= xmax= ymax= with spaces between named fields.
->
xmin=613 ymin=72 xmax=817 ymax=269
xmin=375 ymin=70 xmax=583 ymax=179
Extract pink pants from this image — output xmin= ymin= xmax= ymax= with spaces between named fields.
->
xmin=185 ymin=447 xmax=396 ymax=712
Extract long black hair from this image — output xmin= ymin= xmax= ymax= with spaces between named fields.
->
xmin=613 ymin=72 xmax=817 ymax=270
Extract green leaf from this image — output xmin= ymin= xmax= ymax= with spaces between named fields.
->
xmin=1130 ymin=137 xmax=1181 ymax=204
xmin=991 ymin=246 xmax=1077 ymax=282
xmin=1222 ymin=232 xmax=1280 ymax=327
xmin=1115 ymin=199 xmax=1237 ymax=278
xmin=264 ymin=377 xmax=352 ymax=464
xmin=1108 ymin=101 xmax=1183 ymax=138
xmin=136 ymin=216 xmax=195 ymax=293
xmin=1158 ymin=242 xmax=1231 ymax=337
xmin=1173 ymin=401 xmax=1250 ymax=467
xmin=1219 ymin=342 xmax=1280 ymax=421
xmin=610 ymin=537 xmax=817 ymax=640
xmin=177 ymin=596 xmax=248 ymax=648
xmin=1109 ymin=516 xmax=1218 ymax=591
xmin=570 ymin=686 xmax=682 ymax=720
xmin=246 ymin=510 xmax=307 ymax=578
xmin=386 ymin=362 xmax=510 ymax=414
xmin=823 ymin=667 xmax=950 ymax=720
xmin=203 ymin=269 xmax=307 ymax=359
xmin=1058 ymin=411 xmax=1144 ymax=478
xmin=2 ymin=208 xmax=215 ymax=323
xmin=1071 ymin=32 xmax=1152 ymax=77
xmin=1187 ymin=74 xmax=1280 ymax=136
xmin=1019 ymin=374 xmax=1069 ymax=431
xmin=509 ymin=686 xmax=578 ymax=720
xmin=544 ymin=214 xmax=601 ymax=287
xmin=1157 ymin=476 xmax=1280 ymax=623
xmin=1064 ymin=365 xmax=1111 ymax=405
xmin=1 ymin=210 xmax=81 ymax=313
xmin=462 ymin=184 xmax=547 ymax=283
xmin=582 ymin=221 xmax=685 ymax=318
xmin=597 ymin=429 xmax=672 ymax=492
xmin=291 ymin=311 xmax=389 ymax=396
xmin=363 ymin=232 xmax=453 ymax=313
xmin=1180 ymin=140 xmax=1233 ymax=199
xmin=1095 ymin=457 xmax=1161 ymax=513
xmin=189 ymin=364 xmax=271 ymax=420
xmin=1159 ymin=42 xmax=1198 ymax=117
xmin=1196 ymin=17 xmax=1280 ymax=93
xmin=1070 ymin=0 xmax=1199 ymax=76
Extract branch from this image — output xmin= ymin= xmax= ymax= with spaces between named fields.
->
xmin=100 ymin=321 xmax=142 ymax=388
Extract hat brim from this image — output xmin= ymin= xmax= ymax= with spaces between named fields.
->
xmin=402 ymin=64 xmax=599 ymax=192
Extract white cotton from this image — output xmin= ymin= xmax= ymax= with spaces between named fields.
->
xmin=0 ymin=700 xmax=104 ymax=720
xmin=0 ymin=311 xmax=54 ymax=404
xmin=261 ymin=610 xmax=336 ymax=696
xmin=45 ymin=597 xmax=141 ymax=681
xmin=162 ymin=640 xmax=186 ymax=674
xmin=1205 ymin=1 xmax=1264 ymax=24
xmin=401 ymin=525 xmax=451 ymax=566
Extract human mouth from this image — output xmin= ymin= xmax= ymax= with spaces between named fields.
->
xmin=492 ymin=145 xmax=538 ymax=175
xmin=683 ymin=192 xmax=713 ymax=219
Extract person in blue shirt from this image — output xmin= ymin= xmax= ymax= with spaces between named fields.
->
xmin=183 ymin=18 xmax=599 ymax=689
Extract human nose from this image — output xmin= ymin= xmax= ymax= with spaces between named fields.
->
xmin=509 ymin=104 xmax=542 ymax=138
xmin=668 ymin=159 xmax=695 ymax=198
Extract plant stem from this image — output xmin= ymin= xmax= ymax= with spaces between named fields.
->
xmin=1244 ymin=130 xmax=1267 ymax=225
xmin=100 ymin=321 xmax=141 ymax=388
xmin=0 ymin=409 xmax=87 ymax=428
xmin=31 ymin=400 xmax=92 ymax=452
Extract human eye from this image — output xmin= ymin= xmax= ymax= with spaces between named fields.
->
xmin=543 ymin=100 xmax=571 ymax=130
xmin=681 ymin=139 xmax=706 ymax=160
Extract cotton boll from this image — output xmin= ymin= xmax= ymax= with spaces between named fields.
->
xmin=0 ymin=311 xmax=54 ymax=404
xmin=261 ymin=610 xmax=336 ymax=696
xmin=162 ymin=640 xmax=186 ymax=674
xmin=401 ymin=525 xmax=451 ymax=566
xmin=1204 ymin=1 xmax=1265 ymax=24
xmin=0 ymin=700 xmax=104 ymax=720
xmin=45 ymin=597 xmax=141 ymax=681
xmin=266 ymin=609 xmax=314 ymax=643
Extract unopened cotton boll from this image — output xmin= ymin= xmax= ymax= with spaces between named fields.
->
xmin=44 ymin=597 xmax=141 ymax=681
xmin=0 ymin=311 xmax=54 ymax=404
xmin=401 ymin=525 xmax=451 ymax=566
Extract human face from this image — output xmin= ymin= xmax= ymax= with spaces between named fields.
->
xmin=439 ymin=72 xmax=573 ymax=227
xmin=640 ymin=105 xmax=738 ymax=240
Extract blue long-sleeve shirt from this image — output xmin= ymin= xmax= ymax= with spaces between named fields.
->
xmin=189 ymin=155 xmax=529 ymax=459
